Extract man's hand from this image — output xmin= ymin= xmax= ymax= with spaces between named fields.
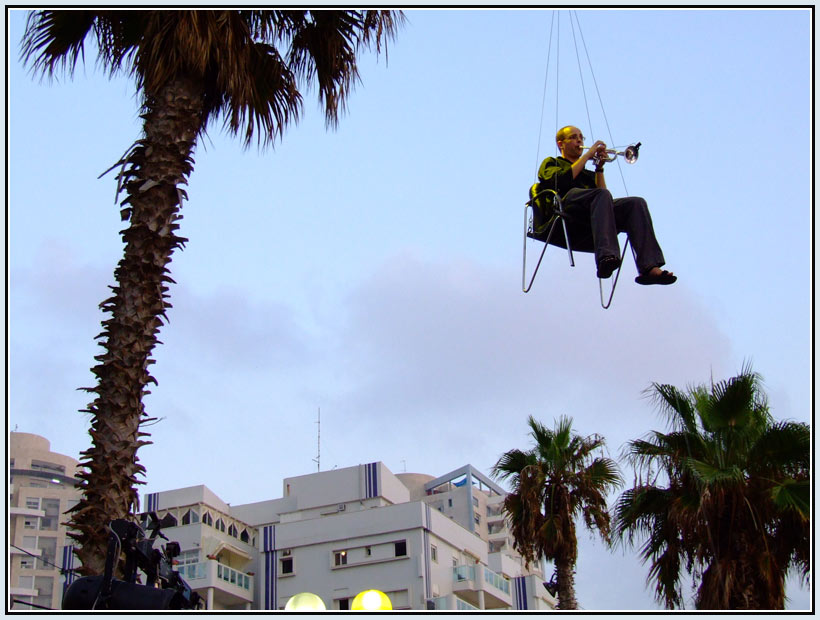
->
xmin=587 ymin=140 xmax=607 ymax=164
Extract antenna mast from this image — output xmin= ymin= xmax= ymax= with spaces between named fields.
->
xmin=313 ymin=408 xmax=321 ymax=472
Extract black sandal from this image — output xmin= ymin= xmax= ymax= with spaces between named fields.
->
xmin=635 ymin=270 xmax=677 ymax=285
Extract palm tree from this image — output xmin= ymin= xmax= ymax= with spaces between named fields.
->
xmin=492 ymin=415 xmax=621 ymax=610
xmin=20 ymin=9 xmax=403 ymax=575
xmin=614 ymin=365 xmax=810 ymax=609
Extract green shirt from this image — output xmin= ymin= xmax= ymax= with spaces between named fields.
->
xmin=529 ymin=156 xmax=595 ymax=234
xmin=537 ymin=156 xmax=596 ymax=196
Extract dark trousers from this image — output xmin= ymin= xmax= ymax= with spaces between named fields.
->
xmin=556 ymin=187 xmax=666 ymax=274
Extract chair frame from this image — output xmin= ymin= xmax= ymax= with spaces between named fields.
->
xmin=522 ymin=188 xmax=575 ymax=293
xmin=522 ymin=187 xmax=627 ymax=309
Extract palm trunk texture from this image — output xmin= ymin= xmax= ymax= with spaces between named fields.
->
xmin=555 ymin=554 xmax=578 ymax=610
xmin=68 ymin=76 xmax=204 ymax=575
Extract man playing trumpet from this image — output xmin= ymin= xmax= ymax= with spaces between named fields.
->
xmin=535 ymin=125 xmax=676 ymax=284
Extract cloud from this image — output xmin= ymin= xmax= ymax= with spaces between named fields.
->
xmin=330 ymin=251 xmax=733 ymax=430
xmin=162 ymin=284 xmax=313 ymax=371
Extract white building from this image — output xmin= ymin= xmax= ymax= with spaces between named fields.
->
xmin=9 ymin=432 xmax=83 ymax=610
xmin=143 ymin=462 xmax=556 ymax=611
xmin=139 ymin=485 xmax=258 ymax=610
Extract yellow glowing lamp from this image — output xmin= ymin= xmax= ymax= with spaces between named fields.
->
xmin=351 ymin=589 xmax=392 ymax=611
xmin=285 ymin=592 xmax=327 ymax=611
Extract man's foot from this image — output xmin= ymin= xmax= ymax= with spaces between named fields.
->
xmin=596 ymin=255 xmax=621 ymax=279
xmin=635 ymin=267 xmax=677 ymax=285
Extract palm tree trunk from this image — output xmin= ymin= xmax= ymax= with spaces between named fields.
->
xmin=555 ymin=554 xmax=578 ymax=610
xmin=68 ymin=75 xmax=204 ymax=575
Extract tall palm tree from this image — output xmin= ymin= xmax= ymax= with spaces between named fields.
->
xmin=492 ymin=415 xmax=621 ymax=610
xmin=20 ymin=9 xmax=402 ymax=575
xmin=614 ymin=365 xmax=810 ymax=609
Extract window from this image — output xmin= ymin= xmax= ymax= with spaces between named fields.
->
xmin=395 ymin=541 xmax=407 ymax=557
xmin=40 ymin=498 xmax=60 ymax=531
xmin=431 ymin=545 xmax=438 ymax=563
xmin=215 ymin=518 xmax=225 ymax=532
xmin=472 ymin=496 xmax=479 ymax=507
xmin=474 ymin=514 xmax=481 ymax=526
xmin=162 ymin=513 xmax=178 ymax=527
xmin=33 ymin=576 xmax=54 ymax=609
xmin=182 ymin=509 xmax=199 ymax=525
xmin=26 ymin=498 xmax=40 ymax=510
xmin=240 ymin=528 xmax=250 ymax=543
xmin=37 ymin=537 xmax=57 ymax=570
xmin=228 ymin=524 xmax=238 ymax=538
xmin=334 ymin=551 xmax=348 ymax=566
xmin=32 ymin=460 xmax=65 ymax=474
xmin=338 ymin=598 xmax=350 ymax=610
xmin=18 ymin=575 xmax=34 ymax=589
xmin=202 ymin=512 xmax=213 ymax=527
xmin=281 ymin=557 xmax=293 ymax=574
xmin=178 ymin=549 xmax=200 ymax=565
xmin=448 ymin=498 xmax=453 ymax=507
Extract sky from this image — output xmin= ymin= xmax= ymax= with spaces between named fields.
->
xmin=6 ymin=6 xmax=814 ymax=612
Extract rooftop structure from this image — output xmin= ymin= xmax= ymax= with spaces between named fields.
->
xmin=9 ymin=432 xmax=83 ymax=611
xmin=143 ymin=462 xmax=555 ymax=610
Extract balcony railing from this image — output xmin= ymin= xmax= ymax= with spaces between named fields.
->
xmin=430 ymin=595 xmax=478 ymax=610
xmin=482 ymin=566 xmax=510 ymax=595
xmin=453 ymin=565 xmax=510 ymax=596
xmin=176 ymin=561 xmax=252 ymax=592
xmin=217 ymin=563 xmax=252 ymax=591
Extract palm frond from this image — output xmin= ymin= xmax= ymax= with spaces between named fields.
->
xmin=769 ymin=479 xmax=810 ymax=520
xmin=620 ymin=365 xmax=806 ymax=609
xmin=21 ymin=10 xmax=96 ymax=77
xmin=645 ymin=382 xmax=697 ymax=432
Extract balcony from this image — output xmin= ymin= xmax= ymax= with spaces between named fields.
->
xmin=487 ymin=525 xmax=507 ymax=540
xmin=429 ymin=595 xmax=479 ymax=610
xmin=452 ymin=565 xmax=512 ymax=609
xmin=175 ymin=559 xmax=253 ymax=609
xmin=10 ymin=507 xmax=46 ymax=518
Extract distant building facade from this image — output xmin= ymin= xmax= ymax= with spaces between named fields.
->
xmin=8 ymin=432 xmax=555 ymax=611
xmin=139 ymin=485 xmax=258 ymax=610
xmin=9 ymin=432 xmax=83 ymax=610
xmin=144 ymin=462 xmax=556 ymax=611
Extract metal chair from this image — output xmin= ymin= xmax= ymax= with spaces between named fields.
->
xmin=522 ymin=184 xmax=579 ymax=293
xmin=522 ymin=183 xmax=627 ymax=309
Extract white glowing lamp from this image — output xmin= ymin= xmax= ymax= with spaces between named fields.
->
xmin=351 ymin=589 xmax=392 ymax=611
xmin=285 ymin=592 xmax=326 ymax=611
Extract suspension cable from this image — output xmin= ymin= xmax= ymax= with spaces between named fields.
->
xmin=531 ymin=10 xmax=637 ymax=309
xmin=569 ymin=13 xmax=595 ymax=146
xmin=533 ymin=11 xmax=557 ymax=180
xmin=572 ymin=10 xmax=629 ymax=196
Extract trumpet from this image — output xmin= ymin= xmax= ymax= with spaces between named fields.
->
xmin=582 ymin=142 xmax=641 ymax=164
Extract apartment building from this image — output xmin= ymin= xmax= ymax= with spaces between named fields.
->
xmin=144 ymin=462 xmax=556 ymax=611
xmin=139 ymin=485 xmax=258 ymax=610
xmin=8 ymin=432 xmax=83 ymax=610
